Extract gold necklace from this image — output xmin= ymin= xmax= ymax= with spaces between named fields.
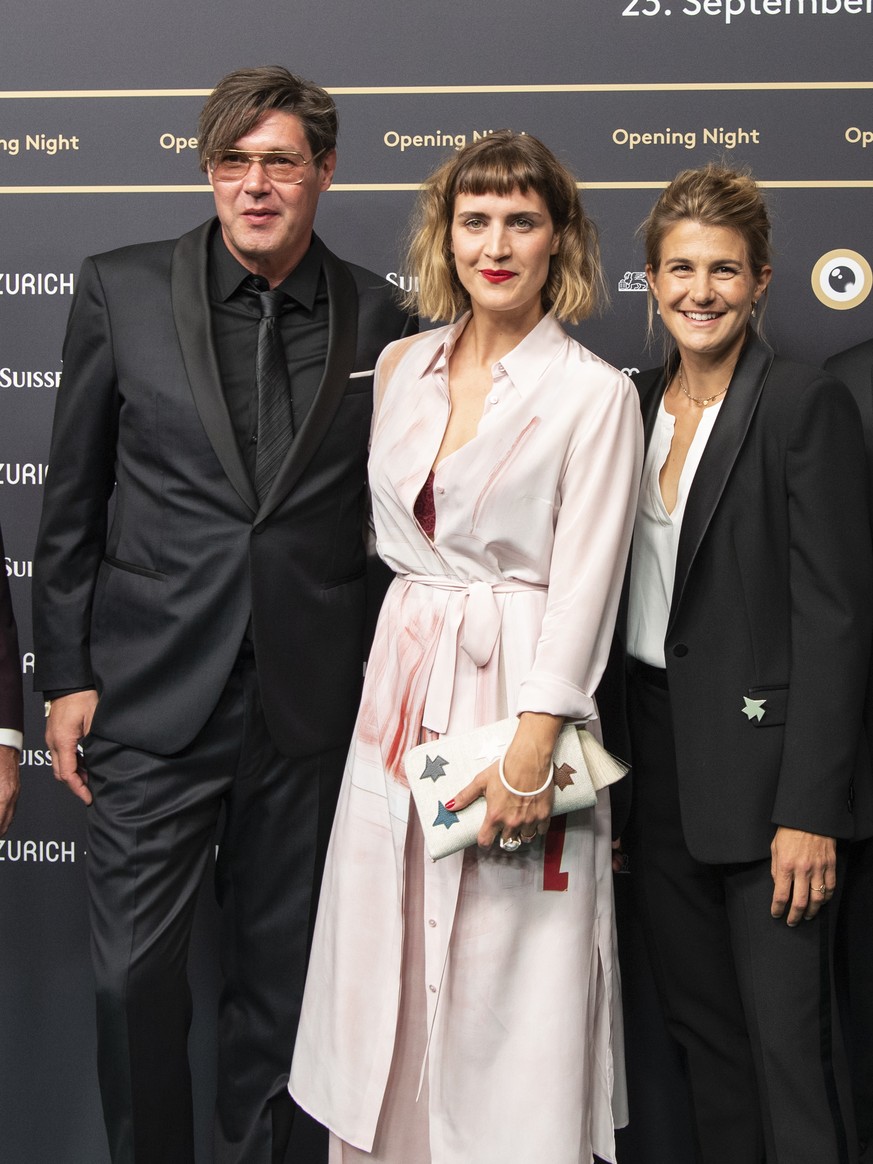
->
xmin=678 ymin=363 xmax=728 ymax=407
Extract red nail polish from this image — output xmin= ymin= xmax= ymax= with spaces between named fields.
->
xmin=445 ymin=799 xmax=455 ymax=810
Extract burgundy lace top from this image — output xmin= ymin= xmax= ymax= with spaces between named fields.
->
xmin=413 ymin=470 xmax=436 ymax=539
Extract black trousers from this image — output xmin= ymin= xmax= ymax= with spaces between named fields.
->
xmin=83 ymin=655 xmax=343 ymax=1164
xmin=625 ymin=663 xmax=857 ymax=1164
xmin=835 ymin=835 xmax=873 ymax=1163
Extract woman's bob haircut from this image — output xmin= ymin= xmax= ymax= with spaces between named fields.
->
xmin=404 ymin=131 xmax=605 ymax=325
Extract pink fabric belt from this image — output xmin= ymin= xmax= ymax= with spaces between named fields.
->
xmin=401 ymin=574 xmax=546 ymax=733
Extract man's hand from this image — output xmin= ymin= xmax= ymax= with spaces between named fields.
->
xmin=0 ymin=744 xmax=20 ymax=834
xmin=770 ymin=826 xmax=837 ymax=926
xmin=46 ymin=690 xmax=99 ymax=805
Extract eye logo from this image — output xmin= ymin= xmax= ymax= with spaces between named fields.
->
xmin=811 ymin=249 xmax=872 ymax=311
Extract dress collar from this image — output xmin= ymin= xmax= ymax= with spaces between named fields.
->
xmin=418 ymin=311 xmax=567 ymax=398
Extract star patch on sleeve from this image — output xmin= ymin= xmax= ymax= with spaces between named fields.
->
xmin=741 ymin=697 xmax=767 ymax=722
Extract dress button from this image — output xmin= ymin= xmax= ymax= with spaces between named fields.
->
xmin=672 ymin=643 xmax=688 ymax=657
xmin=428 ymin=918 xmax=437 ymax=928
xmin=489 ymin=394 xmax=499 ymax=404
xmin=436 ymin=485 xmax=445 ymax=495
xmin=428 ymin=984 xmax=437 ymax=993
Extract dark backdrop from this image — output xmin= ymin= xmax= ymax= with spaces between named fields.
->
xmin=1 ymin=4 xmax=871 ymax=1159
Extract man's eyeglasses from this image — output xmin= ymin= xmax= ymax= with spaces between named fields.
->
xmin=209 ymin=148 xmax=325 ymax=184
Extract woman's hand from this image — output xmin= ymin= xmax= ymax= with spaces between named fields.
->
xmin=770 ymin=826 xmax=837 ymax=926
xmin=448 ymin=712 xmax=562 ymax=849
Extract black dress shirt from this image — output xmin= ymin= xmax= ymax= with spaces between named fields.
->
xmin=208 ymin=225 xmax=330 ymax=479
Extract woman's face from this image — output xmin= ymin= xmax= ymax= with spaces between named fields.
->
xmin=450 ymin=188 xmax=559 ymax=326
xmin=646 ymin=220 xmax=771 ymax=366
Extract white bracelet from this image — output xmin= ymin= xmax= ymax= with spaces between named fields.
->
xmin=498 ymin=754 xmax=554 ymax=798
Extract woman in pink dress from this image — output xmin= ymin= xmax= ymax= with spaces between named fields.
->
xmin=290 ymin=131 xmax=642 ymax=1164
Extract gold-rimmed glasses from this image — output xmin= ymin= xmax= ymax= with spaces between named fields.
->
xmin=209 ymin=148 xmax=326 ymax=184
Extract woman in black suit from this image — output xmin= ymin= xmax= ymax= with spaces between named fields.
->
xmin=623 ymin=164 xmax=872 ymax=1163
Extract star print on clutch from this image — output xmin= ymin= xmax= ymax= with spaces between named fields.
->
xmin=554 ymin=763 xmax=576 ymax=791
xmin=420 ymin=754 xmax=449 ymax=781
xmin=433 ymin=801 xmax=459 ymax=830
xmin=742 ymin=697 xmax=767 ymax=722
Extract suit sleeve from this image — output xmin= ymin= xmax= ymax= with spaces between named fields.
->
xmin=772 ymin=372 xmax=873 ymax=835
xmin=32 ymin=256 xmax=119 ymax=693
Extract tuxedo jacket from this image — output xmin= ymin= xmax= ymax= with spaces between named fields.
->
xmin=633 ymin=332 xmax=873 ymax=863
xmin=0 ymin=526 xmax=23 ymax=737
xmin=32 ymin=219 xmax=411 ymax=758
xmin=825 ymin=337 xmax=873 ymax=505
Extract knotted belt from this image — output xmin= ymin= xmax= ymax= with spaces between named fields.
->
xmin=401 ymin=574 xmax=546 ymax=734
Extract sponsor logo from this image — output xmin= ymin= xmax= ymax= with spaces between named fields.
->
xmin=0 ymin=464 xmax=49 ymax=485
xmin=0 ymin=838 xmax=77 ymax=863
xmin=811 ymin=250 xmax=872 ymax=310
xmin=618 ymin=271 xmax=648 ymax=292
xmin=0 ymin=368 xmax=62 ymax=389
xmin=19 ymin=748 xmax=52 ymax=766
xmin=5 ymin=558 xmax=33 ymax=578
xmin=0 ymin=274 xmax=75 ymax=295
xmin=385 ymin=272 xmax=420 ymax=293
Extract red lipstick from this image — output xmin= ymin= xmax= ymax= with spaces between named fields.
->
xmin=480 ymin=270 xmax=515 ymax=284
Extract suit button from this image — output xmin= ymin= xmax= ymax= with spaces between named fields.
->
xmin=672 ymin=644 xmax=688 ymax=657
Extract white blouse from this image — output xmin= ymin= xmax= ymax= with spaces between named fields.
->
xmin=627 ymin=393 xmax=722 ymax=668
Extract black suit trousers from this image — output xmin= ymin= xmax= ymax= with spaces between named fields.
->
xmin=625 ymin=665 xmax=857 ymax=1164
xmin=83 ymin=654 xmax=342 ymax=1164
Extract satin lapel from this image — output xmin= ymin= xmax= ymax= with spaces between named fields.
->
xmin=171 ymin=221 xmax=258 ymax=514
xmin=637 ymin=365 xmax=669 ymax=453
xmin=256 ymin=249 xmax=358 ymax=522
xmin=668 ymin=333 xmax=775 ymax=633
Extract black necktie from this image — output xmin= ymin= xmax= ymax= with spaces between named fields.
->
xmin=254 ymin=287 xmax=293 ymax=503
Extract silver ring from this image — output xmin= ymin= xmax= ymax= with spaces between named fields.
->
xmin=499 ymin=835 xmax=522 ymax=853
xmin=813 ymin=883 xmax=826 ymax=894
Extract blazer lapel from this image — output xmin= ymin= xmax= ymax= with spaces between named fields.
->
xmin=255 ymin=248 xmax=359 ymax=522
xmin=171 ymin=221 xmax=258 ymax=514
xmin=668 ymin=332 xmax=775 ymax=632
xmin=638 ymin=365 xmax=669 ymax=451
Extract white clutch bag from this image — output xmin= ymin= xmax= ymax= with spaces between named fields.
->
xmin=403 ymin=717 xmax=628 ymax=860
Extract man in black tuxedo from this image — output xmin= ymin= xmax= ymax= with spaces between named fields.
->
xmin=32 ymin=66 xmax=411 ymax=1164
xmin=0 ymin=523 xmax=23 ymax=835
xmin=825 ymin=336 xmax=873 ymax=1164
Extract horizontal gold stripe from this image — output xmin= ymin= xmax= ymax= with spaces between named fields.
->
xmin=0 ymin=81 xmax=871 ymax=99
xmin=0 ymin=185 xmax=213 ymax=193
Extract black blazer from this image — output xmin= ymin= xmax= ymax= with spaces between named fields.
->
xmin=32 ymin=219 xmax=411 ymax=758
xmin=0 ymin=526 xmax=23 ymax=737
xmin=633 ymin=332 xmax=873 ymax=863
xmin=825 ymin=338 xmax=873 ymax=507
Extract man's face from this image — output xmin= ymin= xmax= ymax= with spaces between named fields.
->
xmin=209 ymin=110 xmax=336 ymax=286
